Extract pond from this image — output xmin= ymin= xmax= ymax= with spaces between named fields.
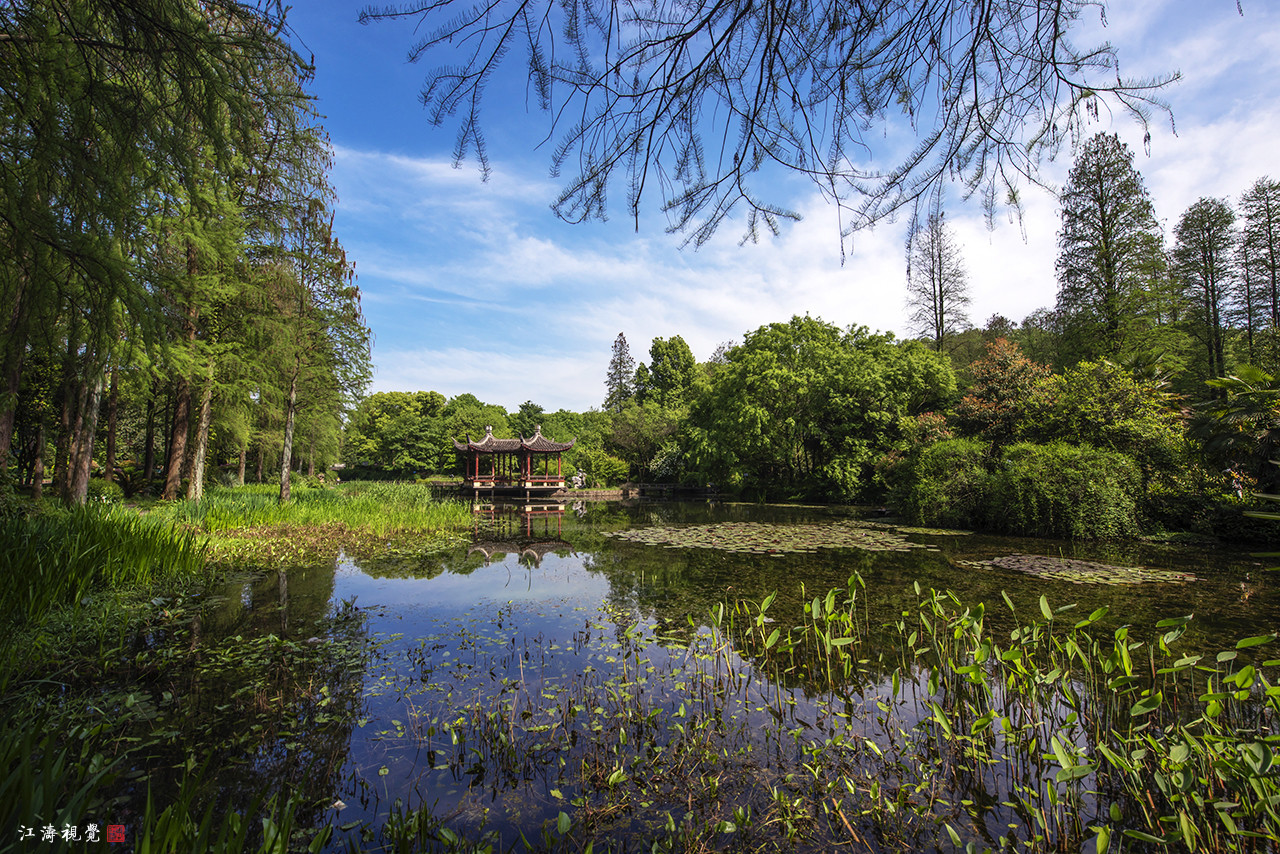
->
xmin=172 ymin=500 xmax=1279 ymax=851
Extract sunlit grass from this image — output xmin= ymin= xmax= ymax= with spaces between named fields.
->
xmin=0 ymin=504 xmax=210 ymax=630
xmin=157 ymin=482 xmax=472 ymax=538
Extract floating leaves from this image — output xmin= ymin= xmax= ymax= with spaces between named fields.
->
xmin=606 ymin=520 xmax=930 ymax=554
xmin=956 ymin=553 xmax=1198 ymax=585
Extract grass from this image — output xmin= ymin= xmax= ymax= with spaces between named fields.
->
xmin=150 ymin=483 xmax=473 ymax=565
xmin=0 ymin=503 xmax=209 ymax=632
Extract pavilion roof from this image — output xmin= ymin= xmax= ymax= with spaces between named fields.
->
xmin=453 ymin=424 xmax=576 ymax=453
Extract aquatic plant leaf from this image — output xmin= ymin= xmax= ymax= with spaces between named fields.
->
xmin=605 ymin=519 xmax=926 ymax=554
xmin=956 ymin=554 xmax=1198 ymax=585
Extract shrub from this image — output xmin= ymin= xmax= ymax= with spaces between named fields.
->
xmin=988 ymin=442 xmax=1141 ymax=539
xmin=85 ymin=478 xmax=124 ymax=505
xmin=890 ymin=438 xmax=990 ymax=528
xmin=575 ymin=448 xmax=629 ymax=487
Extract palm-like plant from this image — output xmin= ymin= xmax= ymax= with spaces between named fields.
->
xmin=1198 ymin=365 xmax=1280 ymax=492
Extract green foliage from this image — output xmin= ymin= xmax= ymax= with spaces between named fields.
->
xmin=572 ymin=448 xmax=629 ymax=487
xmin=689 ymin=316 xmax=955 ymax=500
xmin=636 ymin=335 xmax=697 ymax=407
xmin=891 ymin=438 xmax=989 ymax=528
xmin=988 ymin=442 xmax=1142 ymax=539
xmin=1198 ymin=364 xmax=1280 ymax=491
xmin=0 ymin=505 xmax=210 ymax=629
xmin=1024 ymin=359 xmax=1186 ymax=480
xmin=85 ymin=478 xmax=124 ymax=505
xmin=1054 ymin=132 xmax=1167 ymax=363
xmin=608 ymin=400 xmax=682 ymax=481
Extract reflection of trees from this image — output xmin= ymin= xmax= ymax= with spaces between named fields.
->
xmin=124 ymin=567 xmax=369 ymax=839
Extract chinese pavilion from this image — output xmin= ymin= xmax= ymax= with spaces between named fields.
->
xmin=453 ymin=425 xmax=576 ymax=496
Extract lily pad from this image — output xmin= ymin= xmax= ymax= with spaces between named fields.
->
xmin=955 ymin=553 xmax=1198 ymax=585
xmin=606 ymin=520 xmax=927 ymax=554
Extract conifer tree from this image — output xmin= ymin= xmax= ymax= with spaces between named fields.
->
xmin=1054 ymin=133 xmax=1165 ymax=363
xmin=1239 ymin=177 xmax=1280 ymax=364
xmin=1173 ymin=197 xmax=1237 ymax=388
xmin=604 ymin=333 xmax=635 ymax=413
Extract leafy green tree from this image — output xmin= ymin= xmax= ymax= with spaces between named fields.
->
xmin=1022 ymin=360 xmax=1186 ymax=484
xmin=906 ymin=203 xmax=970 ymax=353
xmin=635 ymin=336 xmax=698 ymax=407
xmin=442 ymin=394 xmax=510 ymax=446
xmin=608 ymin=400 xmax=681 ymax=481
xmin=688 ymin=316 xmax=954 ymax=499
xmin=1054 ymin=133 xmax=1166 ymax=363
xmin=344 ymin=391 xmax=448 ymax=474
xmin=367 ymin=0 xmax=1174 ymax=244
xmin=508 ymin=400 xmax=546 ymax=439
xmin=1173 ymin=197 xmax=1237 ymax=389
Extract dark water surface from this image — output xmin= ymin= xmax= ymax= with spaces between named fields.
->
xmin=196 ymin=501 xmax=1280 ymax=850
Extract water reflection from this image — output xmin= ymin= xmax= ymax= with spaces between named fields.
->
xmin=190 ymin=501 xmax=1279 ymax=850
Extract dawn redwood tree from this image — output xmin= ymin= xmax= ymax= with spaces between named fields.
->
xmin=1054 ymin=133 xmax=1165 ymax=363
xmin=365 ymin=1 xmax=1175 ymax=247
xmin=1173 ymin=197 xmax=1237 ymax=389
xmin=604 ymin=333 xmax=635 ymax=413
xmin=905 ymin=202 xmax=971 ymax=353
xmin=0 ymin=0 xmax=309 ymax=486
xmin=1239 ymin=177 xmax=1280 ymax=363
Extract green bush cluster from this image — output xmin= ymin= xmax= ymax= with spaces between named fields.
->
xmin=892 ymin=439 xmax=1142 ymax=538
xmin=86 ymin=478 xmax=125 ymax=504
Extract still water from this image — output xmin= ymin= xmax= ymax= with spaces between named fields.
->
xmin=195 ymin=500 xmax=1278 ymax=850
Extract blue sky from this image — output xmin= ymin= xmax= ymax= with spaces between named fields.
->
xmin=285 ymin=1 xmax=1280 ymax=415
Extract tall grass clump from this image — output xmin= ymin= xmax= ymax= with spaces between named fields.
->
xmin=0 ymin=504 xmax=209 ymax=628
xmin=161 ymin=482 xmax=471 ymax=538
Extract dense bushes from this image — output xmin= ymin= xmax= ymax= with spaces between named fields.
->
xmin=890 ymin=438 xmax=989 ymax=529
xmin=893 ymin=440 xmax=1142 ymax=539
xmin=988 ymin=442 xmax=1141 ymax=539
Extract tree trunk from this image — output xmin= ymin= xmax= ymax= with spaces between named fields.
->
xmin=279 ymin=366 xmax=299 ymax=502
xmin=142 ymin=387 xmax=157 ymax=491
xmin=306 ymin=433 xmax=315 ymax=478
xmin=162 ymin=377 xmax=191 ymax=500
xmin=237 ymin=444 xmax=247 ymax=486
xmin=67 ymin=371 xmax=105 ymax=506
xmin=31 ymin=420 xmax=44 ymax=501
xmin=187 ymin=364 xmax=215 ymax=500
xmin=255 ymin=442 xmax=265 ymax=483
xmin=0 ymin=271 xmax=31 ymax=472
xmin=104 ymin=368 xmax=118 ymax=483
xmin=52 ymin=334 xmax=79 ymax=500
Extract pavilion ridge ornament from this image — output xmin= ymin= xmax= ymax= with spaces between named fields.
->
xmin=453 ymin=425 xmax=576 ymax=497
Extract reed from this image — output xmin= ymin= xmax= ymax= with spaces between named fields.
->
xmin=156 ymin=483 xmax=472 ymax=539
xmin=0 ymin=505 xmax=209 ymax=629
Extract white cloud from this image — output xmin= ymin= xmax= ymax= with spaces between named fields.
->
xmin=326 ymin=0 xmax=1280 ymax=413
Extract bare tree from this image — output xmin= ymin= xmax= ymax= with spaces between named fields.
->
xmin=362 ymin=1 xmax=1176 ymax=249
xmin=906 ymin=203 xmax=970 ymax=353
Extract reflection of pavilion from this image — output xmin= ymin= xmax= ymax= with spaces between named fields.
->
xmin=469 ymin=501 xmax=573 ymax=567
xmin=454 ymin=425 xmax=575 ymax=497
